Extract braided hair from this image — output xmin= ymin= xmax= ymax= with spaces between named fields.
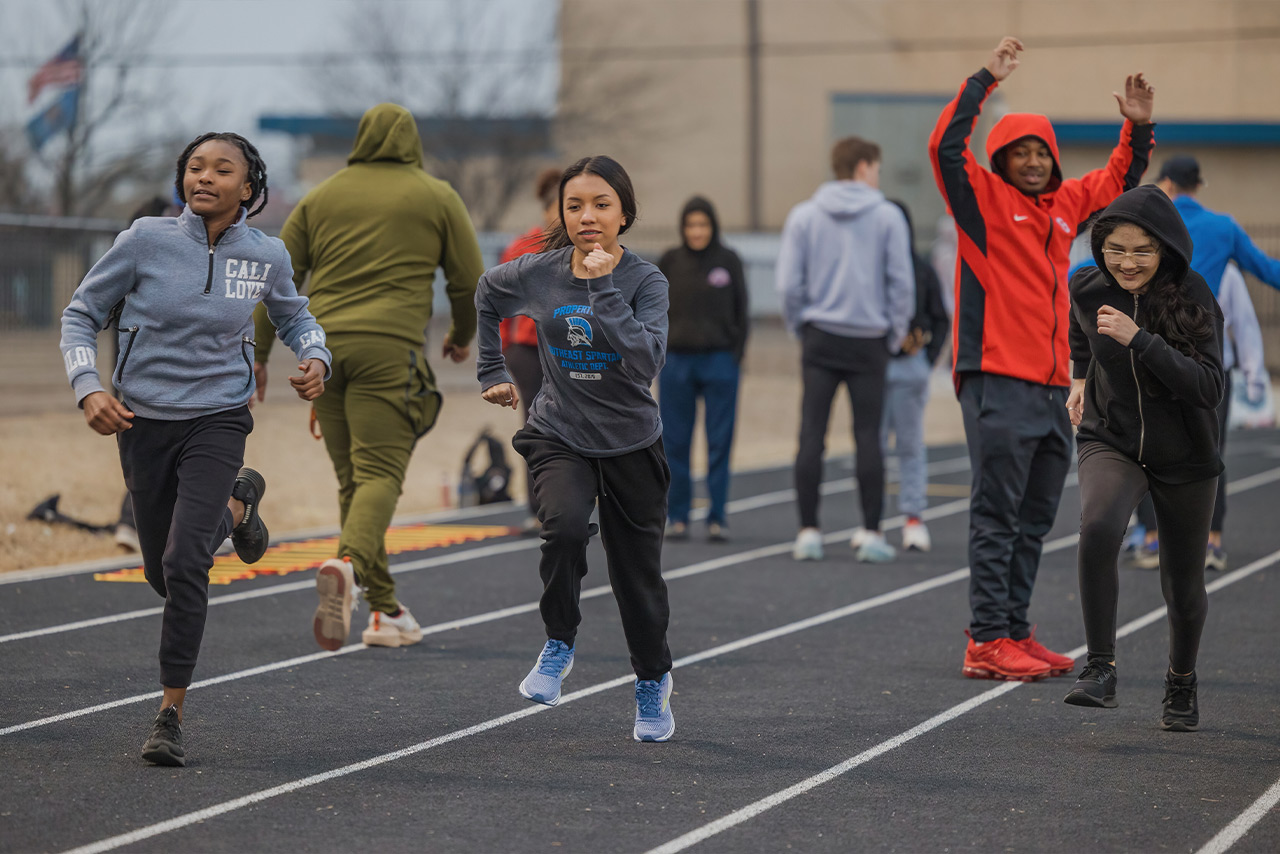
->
xmin=174 ymin=132 xmax=270 ymax=218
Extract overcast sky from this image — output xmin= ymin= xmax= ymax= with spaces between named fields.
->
xmin=0 ymin=0 xmax=558 ymax=196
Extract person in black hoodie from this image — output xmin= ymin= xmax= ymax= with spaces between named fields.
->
xmin=882 ymin=200 xmax=950 ymax=552
xmin=658 ymin=197 xmax=749 ymax=541
xmin=1063 ymin=185 xmax=1224 ymax=732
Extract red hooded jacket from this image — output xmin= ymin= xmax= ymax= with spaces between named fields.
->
xmin=497 ymin=225 xmax=544 ymax=348
xmin=928 ymin=67 xmax=1154 ymax=389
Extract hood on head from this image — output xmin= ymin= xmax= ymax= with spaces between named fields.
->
xmin=680 ymin=195 xmax=720 ymax=249
xmin=1089 ymin=185 xmax=1193 ymax=286
xmin=348 ymin=103 xmax=423 ymax=167
xmin=812 ymin=180 xmax=885 ymax=218
xmin=986 ymin=113 xmax=1063 ymax=193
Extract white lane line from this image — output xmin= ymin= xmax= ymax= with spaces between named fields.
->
xmin=0 ymin=500 xmax=968 ymax=736
xmin=57 ymin=560 xmax=985 ymax=854
xmin=0 ymin=455 xmax=974 ymax=645
xmin=1196 ymin=776 xmax=1280 ymax=854
xmin=644 ymin=548 xmax=1280 ymax=854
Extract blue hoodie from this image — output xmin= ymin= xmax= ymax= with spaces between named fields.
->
xmin=775 ymin=180 xmax=914 ymax=348
xmin=60 ymin=206 xmax=331 ymax=420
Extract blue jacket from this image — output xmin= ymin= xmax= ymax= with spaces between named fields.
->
xmin=775 ymin=181 xmax=914 ymax=349
xmin=1174 ymin=194 xmax=1280 ymax=296
xmin=61 ymin=207 xmax=331 ymax=420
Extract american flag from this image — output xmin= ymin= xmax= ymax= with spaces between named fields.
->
xmin=27 ymin=35 xmax=82 ymax=104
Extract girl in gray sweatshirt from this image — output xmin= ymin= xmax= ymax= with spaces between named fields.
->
xmin=59 ymin=132 xmax=331 ymax=767
xmin=476 ymin=156 xmax=677 ymax=743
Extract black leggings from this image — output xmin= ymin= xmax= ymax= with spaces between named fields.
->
xmin=1077 ymin=441 xmax=1216 ymax=673
xmin=795 ymin=328 xmax=889 ymax=531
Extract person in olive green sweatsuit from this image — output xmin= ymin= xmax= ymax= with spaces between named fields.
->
xmin=253 ymin=103 xmax=483 ymax=650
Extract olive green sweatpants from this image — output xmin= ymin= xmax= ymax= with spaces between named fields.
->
xmin=312 ymin=333 xmax=441 ymax=613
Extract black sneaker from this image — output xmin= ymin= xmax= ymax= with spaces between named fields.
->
xmin=230 ymin=467 xmax=269 ymax=564
xmin=141 ymin=705 xmax=185 ymax=767
xmin=1063 ymin=656 xmax=1118 ymax=708
xmin=1161 ymin=671 xmax=1199 ymax=732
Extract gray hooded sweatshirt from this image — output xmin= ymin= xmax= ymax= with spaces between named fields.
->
xmin=60 ymin=206 xmax=331 ymax=420
xmin=775 ymin=180 xmax=915 ymax=349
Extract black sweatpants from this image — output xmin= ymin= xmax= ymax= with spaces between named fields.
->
xmin=958 ymin=372 xmax=1072 ymax=642
xmin=117 ymin=407 xmax=252 ymax=688
xmin=795 ymin=327 xmax=889 ymax=531
xmin=513 ymin=427 xmax=672 ymax=681
xmin=1077 ymin=441 xmax=1216 ymax=673
xmin=505 ymin=342 xmax=544 ymax=519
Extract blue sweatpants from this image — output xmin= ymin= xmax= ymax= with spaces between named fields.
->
xmin=881 ymin=352 xmax=932 ymax=518
xmin=658 ymin=350 xmax=740 ymax=526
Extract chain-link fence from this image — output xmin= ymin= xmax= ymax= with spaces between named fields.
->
xmin=8 ymin=215 xmax=1280 ymax=371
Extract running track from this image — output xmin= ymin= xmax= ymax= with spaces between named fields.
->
xmin=2 ymin=436 xmax=1278 ymax=853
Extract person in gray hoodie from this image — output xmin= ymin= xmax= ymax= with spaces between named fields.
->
xmin=60 ymin=132 xmax=331 ymax=767
xmin=776 ymin=135 xmax=915 ymax=563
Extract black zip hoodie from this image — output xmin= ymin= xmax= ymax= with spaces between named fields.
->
xmin=658 ymin=197 xmax=750 ymax=362
xmin=1069 ymin=185 xmax=1225 ymax=483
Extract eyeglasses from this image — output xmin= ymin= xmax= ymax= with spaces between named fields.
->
xmin=1102 ymin=249 xmax=1160 ymax=266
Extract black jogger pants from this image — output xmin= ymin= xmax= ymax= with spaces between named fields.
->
xmin=513 ymin=427 xmax=672 ymax=681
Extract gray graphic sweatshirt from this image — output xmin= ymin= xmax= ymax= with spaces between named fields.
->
xmin=60 ymin=206 xmax=331 ymax=420
xmin=476 ymin=247 xmax=668 ymax=457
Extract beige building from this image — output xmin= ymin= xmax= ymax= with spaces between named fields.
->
xmin=556 ymin=0 xmax=1280 ymax=250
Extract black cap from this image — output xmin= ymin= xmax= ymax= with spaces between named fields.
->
xmin=1157 ymin=155 xmax=1204 ymax=189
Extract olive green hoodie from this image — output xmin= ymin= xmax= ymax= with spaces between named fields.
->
xmin=255 ymin=103 xmax=482 ymax=356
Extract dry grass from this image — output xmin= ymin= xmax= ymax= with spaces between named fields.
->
xmin=1 ymin=322 xmax=965 ymax=572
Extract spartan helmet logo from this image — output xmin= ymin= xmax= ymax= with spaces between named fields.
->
xmin=565 ymin=316 xmax=593 ymax=347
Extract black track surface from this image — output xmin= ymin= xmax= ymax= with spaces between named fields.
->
xmin=2 ymin=436 xmax=1278 ymax=854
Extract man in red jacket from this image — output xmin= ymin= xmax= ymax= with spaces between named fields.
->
xmin=929 ymin=36 xmax=1155 ymax=681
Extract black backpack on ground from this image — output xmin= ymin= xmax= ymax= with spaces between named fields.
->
xmin=458 ymin=430 xmax=513 ymax=506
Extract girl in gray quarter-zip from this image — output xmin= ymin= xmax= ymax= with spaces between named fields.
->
xmin=58 ymin=133 xmax=331 ymax=766
xmin=1065 ymin=185 xmax=1224 ymax=728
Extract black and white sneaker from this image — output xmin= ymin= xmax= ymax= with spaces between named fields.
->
xmin=1063 ymin=656 xmax=1118 ymax=708
xmin=1161 ymin=671 xmax=1199 ymax=732
xmin=141 ymin=705 xmax=185 ymax=767
xmin=230 ymin=467 xmax=269 ymax=564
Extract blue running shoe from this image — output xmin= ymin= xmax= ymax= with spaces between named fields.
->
xmin=633 ymin=672 xmax=675 ymax=742
xmin=519 ymin=639 xmax=574 ymax=706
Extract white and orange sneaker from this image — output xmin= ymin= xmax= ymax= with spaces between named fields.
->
xmin=313 ymin=558 xmax=357 ymax=651
xmin=362 ymin=606 xmax=423 ymax=648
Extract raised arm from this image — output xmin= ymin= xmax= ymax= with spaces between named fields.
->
xmin=1069 ymin=74 xmax=1155 ymax=219
xmin=583 ymin=250 xmax=668 ymax=383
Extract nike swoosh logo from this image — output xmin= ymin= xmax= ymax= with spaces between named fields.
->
xmin=1013 ymin=214 xmax=1029 ymax=221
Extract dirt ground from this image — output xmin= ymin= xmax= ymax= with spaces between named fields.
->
xmin=0 ymin=320 xmax=966 ymax=572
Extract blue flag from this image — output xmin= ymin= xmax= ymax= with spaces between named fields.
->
xmin=26 ymin=85 xmax=79 ymax=151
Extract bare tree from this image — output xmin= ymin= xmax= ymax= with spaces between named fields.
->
xmin=303 ymin=0 xmax=649 ymax=230
xmin=21 ymin=0 xmax=183 ymax=216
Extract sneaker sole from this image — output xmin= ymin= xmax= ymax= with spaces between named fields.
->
xmin=313 ymin=564 xmax=353 ymax=651
xmin=141 ymin=743 xmax=186 ymax=767
xmin=1160 ymin=720 xmax=1199 ymax=732
xmin=362 ymin=626 xmax=424 ymax=648
xmin=962 ymin=664 xmax=1049 ymax=682
xmin=634 ymin=718 xmax=676 ymax=742
xmin=519 ymin=658 xmax=573 ymax=706
xmin=1063 ymin=690 xmax=1118 ymax=708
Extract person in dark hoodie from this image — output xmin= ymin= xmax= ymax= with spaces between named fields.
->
xmin=254 ymin=103 xmax=485 ymax=653
xmin=60 ymin=132 xmax=332 ymax=766
xmin=777 ymin=136 xmax=915 ymax=564
xmin=658 ymin=196 xmax=749 ymax=542
xmin=882 ymin=200 xmax=950 ymax=552
xmin=929 ymin=36 xmax=1155 ymax=682
xmin=1063 ymin=185 xmax=1223 ymax=732
xmin=476 ymin=155 xmax=676 ymax=742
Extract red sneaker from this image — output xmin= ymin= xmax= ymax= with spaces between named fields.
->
xmin=1012 ymin=629 xmax=1075 ymax=677
xmin=962 ymin=631 xmax=1052 ymax=681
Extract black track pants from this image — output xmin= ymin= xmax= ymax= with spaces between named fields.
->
xmin=794 ymin=327 xmax=889 ymax=531
xmin=513 ymin=428 xmax=672 ymax=681
xmin=118 ymin=407 xmax=251 ymax=688
xmin=1077 ymin=441 xmax=1216 ymax=673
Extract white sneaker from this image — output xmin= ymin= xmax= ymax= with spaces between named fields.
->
xmin=902 ymin=520 xmax=932 ymax=552
xmin=855 ymin=531 xmax=896 ymax=563
xmin=850 ymin=527 xmax=871 ymax=549
xmin=362 ymin=606 xmax=423 ymax=648
xmin=313 ymin=558 xmax=356 ymax=651
xmin=793 ymin=528 xmax=824 ymax=561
